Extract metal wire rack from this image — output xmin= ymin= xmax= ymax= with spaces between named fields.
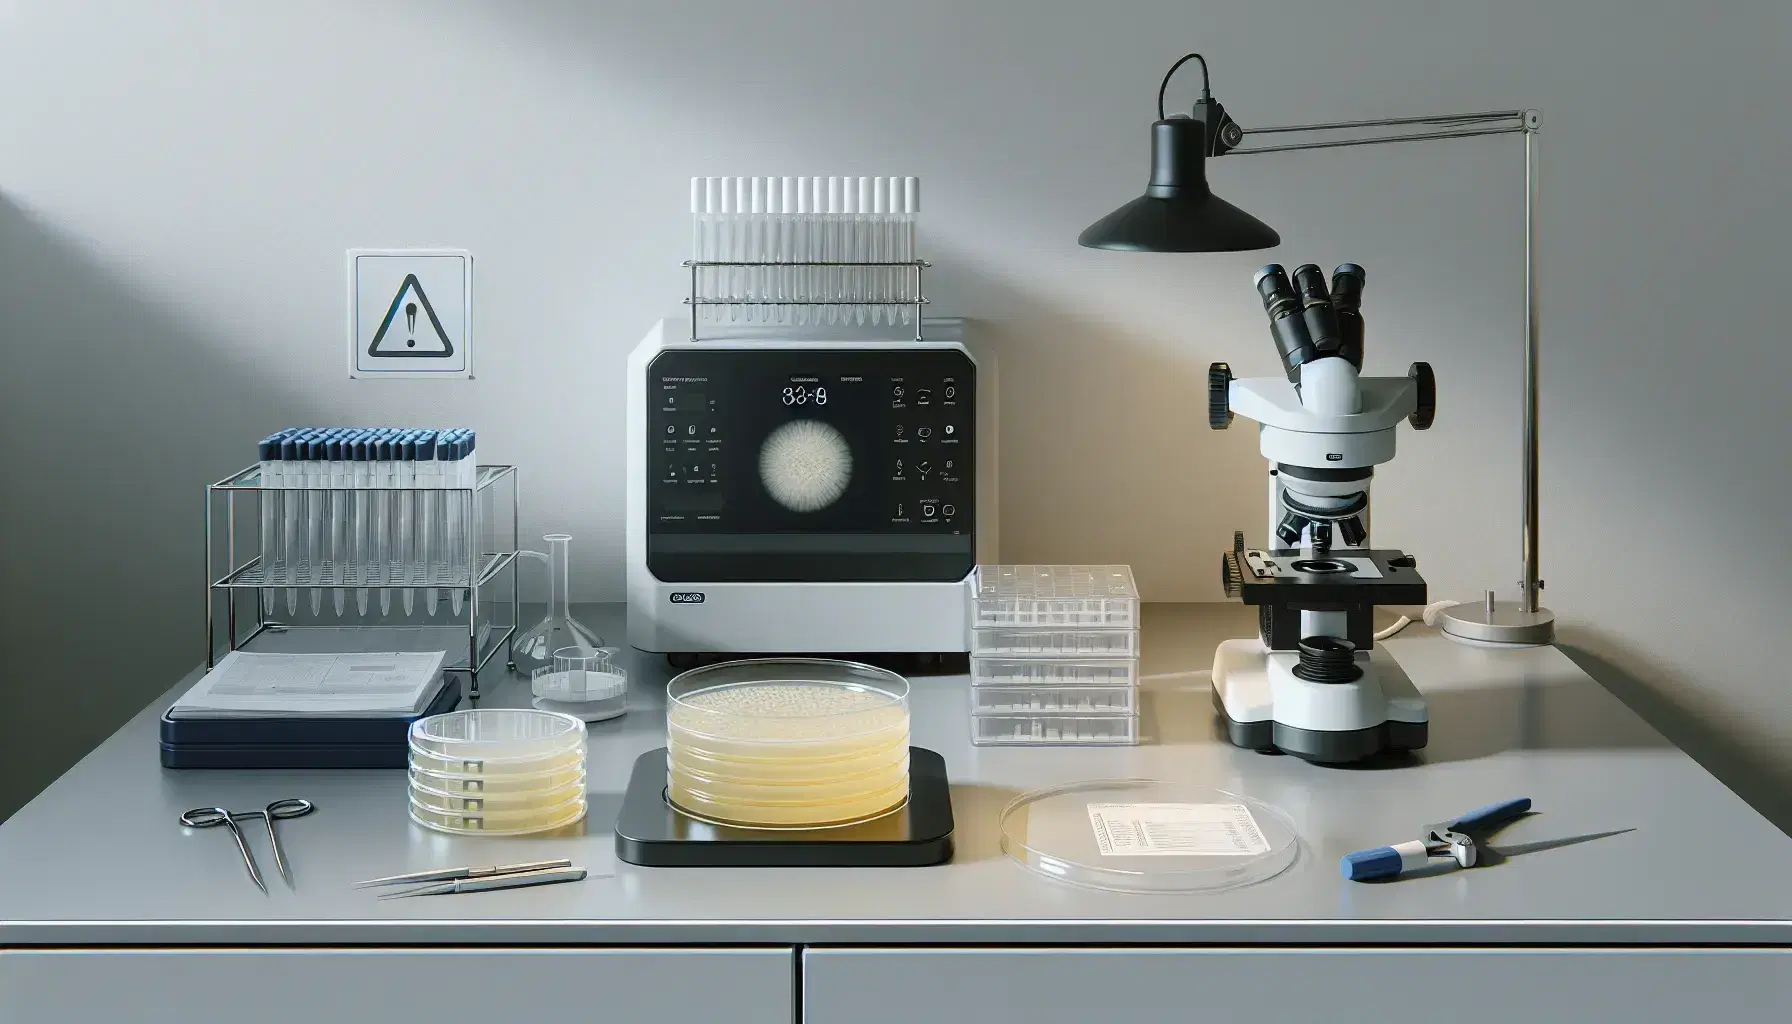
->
xmin=204 ymin=463 xmax=520 ymax=697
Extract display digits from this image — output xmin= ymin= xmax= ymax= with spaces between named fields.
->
xmin=782 ymin=384 xmax=826 ymax=406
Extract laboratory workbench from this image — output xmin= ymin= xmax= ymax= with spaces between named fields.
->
xmin=3 ymin=604 xmax=1790 ymax=1022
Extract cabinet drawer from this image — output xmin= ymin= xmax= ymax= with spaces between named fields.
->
xmin=803 ymin=948 xmax=1791 ymax=1023
xmin=0 ymin=947 xmax=793 ymax=1024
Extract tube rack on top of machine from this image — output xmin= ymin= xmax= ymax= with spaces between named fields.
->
xmin=204 ymin=449 xmax=520 ymax=697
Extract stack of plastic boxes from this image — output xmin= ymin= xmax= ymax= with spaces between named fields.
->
xmin=969 ymin=565 xmax=1141 ymax=745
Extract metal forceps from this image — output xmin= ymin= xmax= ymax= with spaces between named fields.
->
xmin=180 ymin=798 xmax=315 ymax=893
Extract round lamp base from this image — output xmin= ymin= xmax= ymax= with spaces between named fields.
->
xmin=1438 ymin=601 xmax=1556 ymax=646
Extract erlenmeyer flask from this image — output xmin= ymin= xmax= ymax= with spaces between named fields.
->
xmin=512 ymin=533 xmax=602 ymax=675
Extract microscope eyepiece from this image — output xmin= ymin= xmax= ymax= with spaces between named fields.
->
xmin=1292 ymin=264 xmax=1330 ymax=308
xmin=1292 ymin=264 xmax=1343 ymax=360
xmin=1255 ymin=265 xmax=1316 ymax=382
xmin=1330 ymin=264 xmax=1366 ymax=368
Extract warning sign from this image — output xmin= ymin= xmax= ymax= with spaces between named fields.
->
xmin=348 ymin=250 xmax=471 ymax=378
xmin=369 ymin=274 xmax=453 ymax=357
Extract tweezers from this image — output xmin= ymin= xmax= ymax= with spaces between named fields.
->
xmin=378 ymin=866 xmax=588 ymax=899
xmin=354 ymin=858 xmax=572 ymax=889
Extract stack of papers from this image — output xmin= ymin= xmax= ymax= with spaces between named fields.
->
xmin=170 ymin=651 xmax=449 ymax=720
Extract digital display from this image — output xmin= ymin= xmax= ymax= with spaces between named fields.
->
xmin=780 ymin=383 xmax=828 ymax=406
xmin=648 ymin=348 xmax=975 ymax=583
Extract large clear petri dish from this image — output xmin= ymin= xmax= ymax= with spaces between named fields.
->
xmin=665 ymin=658 xmax=911 ymax=828
xmin=999 ymin=780 xmax=1299 ymax=894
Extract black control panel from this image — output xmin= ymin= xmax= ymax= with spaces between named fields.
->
xmin=647 ymin=348 xmax=975 ymax=583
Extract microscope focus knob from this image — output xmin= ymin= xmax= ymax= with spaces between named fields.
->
xmin=1209 ymin=362 xmax=1234 ymax=429
xmin=1408 ymin=361 xmax=1436 ymax=430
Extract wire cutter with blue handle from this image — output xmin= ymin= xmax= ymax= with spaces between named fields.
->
xmin=1342 ymin=798 xmax=1532 ymax=881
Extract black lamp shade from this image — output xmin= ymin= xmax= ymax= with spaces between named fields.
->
xmin=1079 ymin=117 xmax=1280 ymax=252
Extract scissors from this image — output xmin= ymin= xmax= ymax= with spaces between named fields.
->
xmin=180 ymin=798 xmax=315 ymax=893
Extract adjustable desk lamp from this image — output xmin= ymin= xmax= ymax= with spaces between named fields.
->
xmin=1082 ymin=53 xmax=1553 ymax=646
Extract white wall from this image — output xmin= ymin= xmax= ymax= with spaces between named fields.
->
xmin=2 ymin=0 xmax=1788 ymax=824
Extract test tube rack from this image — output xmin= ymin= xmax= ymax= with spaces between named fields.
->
xmin=683 ymin=259 xmax=931 ymax=342
xmin=204 ymin=463 xmax=520 ymax=698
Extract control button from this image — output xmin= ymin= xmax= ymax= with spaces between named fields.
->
xmin=921 ymin=503 xmax=937 ymax=518
xmin=944 ymin=385 xmax=957 ymax=399
xmin=709 ymin=425 xmax=719 ymax=435
xmin=915 ymin=389 xmax=932 ymax=405
xmin=893 ymin=458 xmax=905 ymax=477
xmin=942 ymin=504 xmax=956 ymax=516
xmin=916 ymin=461 xmax=931 ymax=479
xmin=945 ymin=460 xmax=954 ymax=470
xmin=665 ymin=424 xmax=675 ymax=435
xmin=944 ymin=424 xmax=954 ymax=436
xmin=687 ymin=424 xmax=697 ymax=435
xmin=892 ymin=385 xmax=905 ymax=400
xmin=893 ymin=424 xmax=906 ymax=440
xmin=893 ymin=502 xmax=909 ymax=520
xmin=916 ymin=426 xmax=932 ymax=439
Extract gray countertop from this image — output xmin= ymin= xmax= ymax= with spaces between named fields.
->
xmin=2 ymin=604 xmax=1789 ymax=946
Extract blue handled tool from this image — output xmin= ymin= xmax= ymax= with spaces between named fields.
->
xmin=1342 ymin=797 xmax=1532 ymax=881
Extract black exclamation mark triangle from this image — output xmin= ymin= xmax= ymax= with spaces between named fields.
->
xmin=368 ymin=274 xmax=454 ymax=357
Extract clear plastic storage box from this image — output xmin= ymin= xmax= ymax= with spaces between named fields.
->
xmin=971 ymin=656 xmax=1139 ymax=689
xmin=973 ymin=565 xmax=1139 ymax=629
xmin=970 ymin=626 xmax=1140 ymax=659
xmin=971 ymin=685 xmax=1138 ymax=716
xmin=972 ymin=714 xmax=1139 ymax=746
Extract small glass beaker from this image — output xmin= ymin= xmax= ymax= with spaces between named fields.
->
xmin=531 ymin=645 xmax=628 ymax=722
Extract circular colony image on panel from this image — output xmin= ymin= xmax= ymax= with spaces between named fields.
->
xmin=759 ymin=420 xmax=853 ymax=513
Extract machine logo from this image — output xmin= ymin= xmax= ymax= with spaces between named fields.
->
xmin=669 ymin=592 xmax=707 ymax=604
xmin=1326 ymin=453 xmax=1344 ymax=461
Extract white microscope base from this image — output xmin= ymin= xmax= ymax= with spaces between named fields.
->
xmin=1212 ymin=637 xmax=1428 ymax=763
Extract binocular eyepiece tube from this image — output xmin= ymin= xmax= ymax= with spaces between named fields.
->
xmin=1256 ymin=263 xmax=1368 ymax=378
xmin=1255 ymin=264 xmax=1316 ymax=383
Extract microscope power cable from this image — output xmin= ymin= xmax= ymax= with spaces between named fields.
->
xmin=1372 ymin=600 xmax=1462 ymax=641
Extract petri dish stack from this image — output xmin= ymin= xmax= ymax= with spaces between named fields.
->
xmin=970 ymin=565 xmax=1141 ymax=745
xmin=666 ymin=659 xmax=911 ymax=829
xmin=408 ymin=709 xmax=588 ymax=835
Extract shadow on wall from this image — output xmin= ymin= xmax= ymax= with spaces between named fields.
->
xmin=0 ymin=195 xmax=310 ymax=822
xmin=1560 ymin=629 xmax=1792 ymax=837
xmin=926 ymin=242 xmax=1265 ymax=598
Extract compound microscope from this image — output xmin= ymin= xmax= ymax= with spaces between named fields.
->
xmin=1209 ymin=263 xmax=1436 ymax=763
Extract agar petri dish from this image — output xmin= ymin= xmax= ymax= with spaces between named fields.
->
xmin=408 ymin=791 xmax=587 ymax=836
xmin=408 ymin=763 xmax=586 ymax=800
xmin=410 ymin=780 xmax=587 ymax=817
xmin=665 ymin=659 xmax=910 ymax=828
xmin=999 ymin=780 xmax=1299 ymax=894
xmin=411 ymin=708 xmax=586 ymax=759
xmin=409 ymin=709 xmax=586 ymax=775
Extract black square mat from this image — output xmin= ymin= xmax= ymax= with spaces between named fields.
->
xmin=614 ymin=746 xmax=954 ymax=867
